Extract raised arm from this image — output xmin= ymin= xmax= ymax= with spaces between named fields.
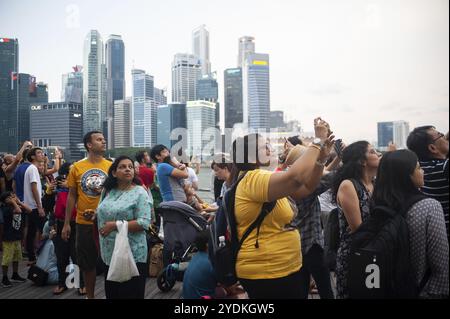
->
xmin=267 ymin=118 xmax=333 ymax=202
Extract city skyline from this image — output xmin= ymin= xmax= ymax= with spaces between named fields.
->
xmin=0 ymin=0 xmax=448 ymax=143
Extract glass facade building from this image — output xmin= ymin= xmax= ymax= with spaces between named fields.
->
xmin=0 ymin=37 xmax=19 ymax=152
xmin=224 ymin=68 xmax=243 ymax=129
xmin=30 ymin=102 xmax=84 ymax=161
xmin=132 ymin=69 xmax=156 ymax=147
xmin=157 ymin=103 xmax=187 ymax=148
xmin=243 ymin=53 xmax=271 ymax=130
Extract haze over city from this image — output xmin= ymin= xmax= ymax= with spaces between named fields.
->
xmin=1 ymin=0 xmax=448 ymax=143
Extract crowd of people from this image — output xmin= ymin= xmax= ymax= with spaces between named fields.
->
xmin=0 ymin=119 xmax=448 ymax=299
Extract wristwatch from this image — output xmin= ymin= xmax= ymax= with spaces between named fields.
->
xmin=312 ymin=138 xmax=324 ymax=148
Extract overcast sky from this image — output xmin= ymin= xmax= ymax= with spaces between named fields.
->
xmin=1 ymin=0 xmax=448 ymax=143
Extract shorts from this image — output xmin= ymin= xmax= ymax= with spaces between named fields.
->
xmin=76 ymin=224 xmax=98 ymax=272
xmin=1 ymin=241 xmax=22 ymax=266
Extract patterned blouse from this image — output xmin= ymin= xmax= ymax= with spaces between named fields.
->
xmin=96 ymin=186 xmax=152 ymax=266
xmin=406 ymin=198 xmax=449 ymax=298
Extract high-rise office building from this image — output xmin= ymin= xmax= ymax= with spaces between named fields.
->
xmin=186 ymin=100 xmax=216 ymax=158
xmin=197 ymin=74 xmax=219 ymax=126
xmin=132 ymin=69 xmax=156 ymax=147
xmin=30 ymin=102 xmax=84 ymax=161
xmin=113 ymin=98 xmax=132 ymax=148
xmin=0 ymin=37 xmax=19 ymax=152
xmin=270 ymin=111 xmax=285 ymax=129
xmin=171 ymin=53 xmax=202 ymax=103
xmin=197 ymin=75 xmax=218 ymax=102
xmin=17 ymin=74 xmax=48 ymax=144
xmin=192 ymin=25 xmax=211 ymax=76
xmin=238 ymin=36 xmax=255 ymax=68
xmin=154 ymin=87 xmax=167 ymax=106
xmin=377 ymin=121 xmax=410 ymax=151
xmin=157 ymin=103 xmax=187 ymax=148
xmin=83 ymin=30 xmax=106 ymax=135
xmin=105 ymin=35 xmax=125 ymax=148
xmin=224 ymin=68 xmax=243 ymax=129
xmin=61 ymin=65 xmax=83 ymax=104
xmin=243 ymin=53 xmax=270 ymax=130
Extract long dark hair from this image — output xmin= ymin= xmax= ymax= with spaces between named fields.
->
xmin=372 ymin=150 xmax=421 ymax=213
xmin=230 ymin=133 xmax=263 ymax=184
xmin=103 ymin=156 xmax=142 ymax=192
xmin=331 ymin=141 xmax=370 ymax=203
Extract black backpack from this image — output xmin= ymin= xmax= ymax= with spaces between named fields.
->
xmin=209 ymin=172 xmax=276 ymax=285
xmin=348 ymin=194 xmax=429 ymax=299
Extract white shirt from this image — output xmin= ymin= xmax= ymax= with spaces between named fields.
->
xmin=23 ymin=164 xmax=42 ymax=210
xmin=185 ymin=167 xmax=199 ymax=189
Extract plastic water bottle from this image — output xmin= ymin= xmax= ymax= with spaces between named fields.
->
xmin=218 ymin=236 xmax=226 ymax=248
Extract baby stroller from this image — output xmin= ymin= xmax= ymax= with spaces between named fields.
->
xmin=156 ymin=201 xmax=208 ymax=292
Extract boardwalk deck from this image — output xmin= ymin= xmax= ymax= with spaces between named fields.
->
xmin=0 ymin=252 xmax=183 ymax=299
xmin=0 ymin=251 xmax=336 ymax=299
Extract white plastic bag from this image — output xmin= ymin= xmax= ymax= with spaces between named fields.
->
xmin=106 ymin=220 xmax=139 ymax=283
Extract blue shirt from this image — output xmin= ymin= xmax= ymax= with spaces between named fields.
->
xmin=182 ymin=252 xmax=217 ymax=299
xmin=96 ymin=186 xmax=152 ymax=265
xmin=156 ymin=163 xmax=187 ymax=202
xmin=13 ymin=162 xmax=31 ymax=201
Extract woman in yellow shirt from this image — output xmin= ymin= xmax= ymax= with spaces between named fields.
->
xmin=231 ymin=118 xmax=334 ymax=299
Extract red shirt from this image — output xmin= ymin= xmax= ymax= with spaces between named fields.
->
xmin=139 ymin=165 xmax=155 ymax=189
xmin=54 ymin=191 xmax=77 ymax=220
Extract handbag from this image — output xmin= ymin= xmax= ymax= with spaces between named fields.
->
xmin=28 ymin=265 xmax=49 ymax=286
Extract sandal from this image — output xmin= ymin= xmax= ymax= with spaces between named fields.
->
xmin=53 ymin=286 xmax=68 ymax=295
xmin=78 ymin=287 xmax=87 ymax=296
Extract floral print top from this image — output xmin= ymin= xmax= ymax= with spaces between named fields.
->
xmin=96 ymin=186 xmax=152 ymax=265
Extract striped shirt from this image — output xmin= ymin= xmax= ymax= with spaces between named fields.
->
xmin=419 ymin=158 xmax=449 ymax=240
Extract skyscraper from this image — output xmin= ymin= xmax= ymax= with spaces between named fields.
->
xmin=238 ymin=36 xmax=255 ymax=68
xmin=270 ymin=111 xmax=285 ymax=129
xmin=113 ymin=98 xmax=132 ymax=148
xmin=105 ymin=35 xmax=125 ymax=148
xmin=171 ymin=53 xmax=202 ymax=103
xmin=30 ymin=102 xmax=84 ymax=161
xmin=154 ymin=87 xmax=167 ymax=106
xmin=197 ymin=74 xmax=219 ymax=126
xmin=192 ymin=25 xmax=211 ymax=76
xmin=0 ymin=37 xmax=19 ymax=152
xmin=83 ymin=30 xmax=106 ymax=135
xmin=17 ymin=74 xmax=48 ymax=144
xmin=132 ymin=69 xmax=156 ymax=147
xmin=157 ymin=103 xmax=187 ymax=148
xmin=224 ymin=68 xmax=243 ymax=129
xmin=196 ymin=75 xmax=218 ymax=102
xmin=377 ymin=121 xmax=410 ymax=151
xmin=243 ymin=53 xmax=271 ymax=130
xmin=186 ymin=100 xmax=216 ymax=158
xmin=61 ymin=65 xmax=83 ymax=103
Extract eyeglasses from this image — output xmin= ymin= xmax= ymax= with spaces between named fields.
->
xmin=431 ymin=132 xmax=444 ymax=144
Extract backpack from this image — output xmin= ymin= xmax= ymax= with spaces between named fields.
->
xmin=149 ymin=243 xmax=164 ymax=278
xmin=324 ymin=179 xmax=365 ymax=270
xmin=209 ymin=172 xmax=276 ymax=286
xmin=348 ymin=194 xmax=428 ymax=299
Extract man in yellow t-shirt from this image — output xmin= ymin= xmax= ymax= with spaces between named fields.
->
xmin=62 ymin=131 xmax=111 ymax=299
